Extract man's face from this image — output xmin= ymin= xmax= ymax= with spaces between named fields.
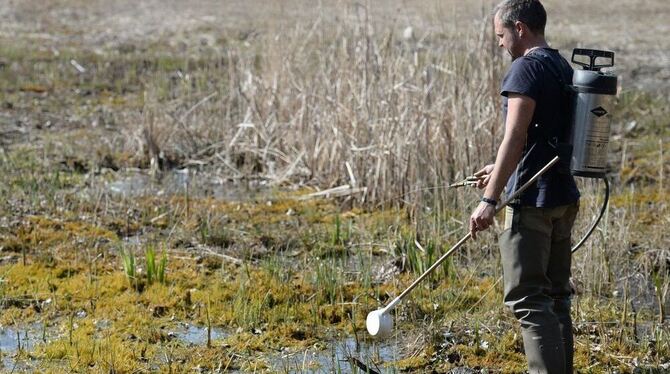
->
xmin=494 ymin=13 xmax=523 ymax=61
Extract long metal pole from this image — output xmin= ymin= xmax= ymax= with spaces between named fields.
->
xmin=382 ymin=156 xmax=560 ymax=312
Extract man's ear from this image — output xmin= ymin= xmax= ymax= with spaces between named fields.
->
xmin=514 ymin=21 xmax=525 ymax=37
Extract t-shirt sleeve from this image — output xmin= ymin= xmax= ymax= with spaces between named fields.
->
xmin=500 ymin=57 xmax=541 ymax=100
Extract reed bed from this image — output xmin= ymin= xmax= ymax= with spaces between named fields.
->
xmin=133 ymin=11 xmax=504 ymax=210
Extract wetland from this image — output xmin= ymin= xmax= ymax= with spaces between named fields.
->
xmin=0 ymin=0 xmax=669 ymax=372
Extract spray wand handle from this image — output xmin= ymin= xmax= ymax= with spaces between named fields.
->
xmin=385 ymin=156 xmax=561 ymax=312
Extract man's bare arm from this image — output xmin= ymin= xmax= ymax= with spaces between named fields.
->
xmin=483 ymin=93 xmax=536 ymax=202
xmin=469 ymin=93 xmax=536 ymax=239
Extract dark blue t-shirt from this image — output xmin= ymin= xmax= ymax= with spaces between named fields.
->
xmin=501 ymin=47 xmax=580 ymax=207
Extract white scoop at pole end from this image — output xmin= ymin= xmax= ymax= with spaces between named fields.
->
xmin=366 ymin=296 xmax=401 ymax=337
xmin=366 ymin=308 xmax=393 ymax=338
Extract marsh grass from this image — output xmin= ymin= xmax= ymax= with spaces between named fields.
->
xmin=120 ymin=247 xmax=137 ymax=289
xmin=145 ymin=244 xmax=168 ymax=285
xmin=652 ymin=271 xmax=668 ymax=323
xmin=314 ymin=260 xmax=343 ymax=306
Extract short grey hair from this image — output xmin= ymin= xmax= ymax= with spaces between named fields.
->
xmin=493 ymin=0 xmax=547 ymax=35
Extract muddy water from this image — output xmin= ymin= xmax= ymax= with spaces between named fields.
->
xmin=268 ymin=335 xmax=399 ymax=373
xmin=158 ymin=324 xmax=399 ymax=371
xmin=160 ymin=321 xmax=400 ymax=372
xmin=0 ymin=323 xmax=55 ymax=371
xmin=168 ymin=322 xmax=227 ymax=345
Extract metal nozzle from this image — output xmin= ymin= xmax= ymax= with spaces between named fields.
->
xmin=448 ymin=176 xmax=480 ymax=189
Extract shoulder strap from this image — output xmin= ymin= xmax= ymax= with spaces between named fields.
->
xmin=523 ymin=51 xmax=575 ymax=174
xmin=525 ymin=50 xmax=572 ymax=90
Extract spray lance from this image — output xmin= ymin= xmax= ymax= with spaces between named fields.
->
xmin=366 ymin=48 xmax=618 ymax=338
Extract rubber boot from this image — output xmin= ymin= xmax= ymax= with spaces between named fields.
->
xmin=554 ymin=298 xmax=574 ymax=373
xmin=521 ymin=326 xmax=566 ymax=374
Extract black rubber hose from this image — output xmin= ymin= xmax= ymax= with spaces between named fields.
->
xmin=571 ymin=177 xmax=610 ymax=253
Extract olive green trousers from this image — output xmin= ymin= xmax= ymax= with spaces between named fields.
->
xmin=500 ymin=203 xmax=579 ymax=374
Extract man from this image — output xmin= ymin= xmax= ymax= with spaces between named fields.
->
xmin=469 ymin=1 xmax=580 ymax=373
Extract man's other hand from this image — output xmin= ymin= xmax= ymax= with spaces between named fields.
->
xmin=473 ymin=164 xmax=495 ymax=189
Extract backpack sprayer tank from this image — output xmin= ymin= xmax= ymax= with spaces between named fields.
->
xmin=569 ymin=48 xmax=618 ymax=178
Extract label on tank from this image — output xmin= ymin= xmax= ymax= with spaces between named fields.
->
xmin=583 ymin=106 xmax=610 ymax=168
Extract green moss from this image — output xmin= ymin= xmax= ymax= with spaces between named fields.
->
xmin=391 ymin=349 xmax=431 ymax=371
xmin=10 ymin=216 xmax=118 ymax=256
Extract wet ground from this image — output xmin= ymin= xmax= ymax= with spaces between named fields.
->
xmin=0 ymin=319 xmax=406 ymax=373
xmin=105 ymin=168 xmax=271 ymax=201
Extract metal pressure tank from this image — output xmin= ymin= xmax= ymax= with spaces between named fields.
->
xmin=569 ymin=49 xmax=618 ymax=178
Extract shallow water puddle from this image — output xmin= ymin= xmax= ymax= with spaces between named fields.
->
xmin=106 ymin=169 xmax=269 ymax=200
xmin=168 ymin=322 xmax=227 ymax=345
xmin=0 ymin=323 xmax=55 ymax=370
xmin=269 ymin=336 xmax=399 ymax=373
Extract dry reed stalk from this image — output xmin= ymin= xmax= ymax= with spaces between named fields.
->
xmin=131 ymin=13 xmax=503 ymax=211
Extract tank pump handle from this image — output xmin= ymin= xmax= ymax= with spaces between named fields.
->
xmin=571 ymin=48 xmax=615 ymax=71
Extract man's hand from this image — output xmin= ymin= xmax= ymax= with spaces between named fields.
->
xmin=473 ymin=164 xmax=494 ymax=189
xmin=469 ymin=201 xmax=496 ymax=240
